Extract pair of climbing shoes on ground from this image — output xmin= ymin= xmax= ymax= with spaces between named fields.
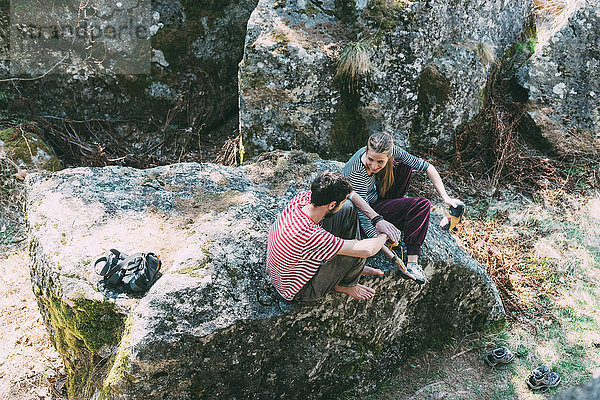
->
xmin=484 ymin=346 xmax=514 ymax=367
xmin=484 ymin=347 xmax=561 ymax=391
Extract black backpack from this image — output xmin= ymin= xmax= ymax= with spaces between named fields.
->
xmin=94 ymin=249 xmax=161 ymax=292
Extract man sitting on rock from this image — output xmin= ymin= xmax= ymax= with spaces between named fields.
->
xmin=266 ymin=171 xmax=390 ymax=302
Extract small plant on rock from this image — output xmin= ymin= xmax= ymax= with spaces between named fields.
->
xmin=335 ymin=39 xmax=373 ymax=93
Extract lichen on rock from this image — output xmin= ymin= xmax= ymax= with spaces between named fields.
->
xmin=239 ymin=0 xmax=534 ymax=158
xmin=517 ymin=0 xmax=600 ymax=153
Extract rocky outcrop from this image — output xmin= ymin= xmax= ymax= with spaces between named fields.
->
xmin=239 ymin=0 xmax=533 ymax=158
xmin=26 ymin=151 xmax=504 ymax=399
xmin=517 ymin=0 xmax=600 ymax=155
xmin=553 ymin=377 xmax=600 ymax=400
xmin=0 ymin=0 xmax=257 ymax=163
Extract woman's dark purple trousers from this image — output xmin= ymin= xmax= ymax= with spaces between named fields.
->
xmin=371 ymin=162 xmax=431 ymax=256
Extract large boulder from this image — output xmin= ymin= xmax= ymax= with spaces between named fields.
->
xmin=239 ymin=0 xmax=533 ymax=158
xmin=553 ymin=377 xmax=600 ymax=400
xmin=26 ymin=151 xmax=504 ymax=399
xmin=517 ymin=0 xmax=600 ymax=154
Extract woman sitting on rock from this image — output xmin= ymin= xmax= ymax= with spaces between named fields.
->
xmin=343 ymin=132 xmax=462 ymax=284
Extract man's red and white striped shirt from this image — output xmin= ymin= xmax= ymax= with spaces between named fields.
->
xmin=267 ymin=191 xmax=344 ymax=300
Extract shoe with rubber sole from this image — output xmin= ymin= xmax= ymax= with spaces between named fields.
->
xmin=484 ymin=347 xmax=514 ymax=367
xmin=400 ymin=262 xmax=426 ymax=285
xmin=527 ymin=365 xmax=560 ymax=390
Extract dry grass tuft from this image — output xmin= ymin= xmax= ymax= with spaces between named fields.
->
xmin=335 ymin=39 xmax=373 ymax=93
xmin=214 ymin=133 xmax=243 ymax=167
xmin=475 ymin=41 xmax=496 ymax=68
xmin=533 ymin=0 xmax=580 ymax=15
xmin=534 ymin=0 xmax=584 ymax=47
xmin=457 ymin=40 xmax=497 ymax=70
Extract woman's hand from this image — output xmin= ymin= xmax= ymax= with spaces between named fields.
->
xmin=443 ymin=196 xmax=463 ymax=209
xmin=375 ymin=219 xmax=400 ymax=243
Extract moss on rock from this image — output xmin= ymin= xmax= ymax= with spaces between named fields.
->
xmin=38 ymin=293 xmax=126 ymax=399
xmin=417 ymin=65 xmax=451 ymax=112
xmin=240 ymin=118 xmax=265 ymax=158
xmin=190 ymin=190 xmax=246 ymax=214
xmin=410 ymin=65 xmax=452 ymax=150
xmin=334 ymin=0 xmax=358 ymax=26
xmin=173 ymin=248 xmax=213 ymax=277
xmin=102 ymin=316 xmax=134 ymax=397
xmin=152 ymin=24 xmax=200 ymax=68
xmin=272 ymin=150 xmax=318 ymax=188
xmin=362 ymin=0 xmax=411 ymax=31
xmin=0 ymin=126 xmax=61 ymax=171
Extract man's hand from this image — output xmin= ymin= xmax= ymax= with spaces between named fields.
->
xmin=375 ymin=219 xmax=400 ymax=243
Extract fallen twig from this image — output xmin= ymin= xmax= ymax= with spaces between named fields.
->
xmin=450 ymin=348 xmax=473 ymax=360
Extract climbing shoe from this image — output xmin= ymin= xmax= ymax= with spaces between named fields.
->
xmin=527 ymin=365 xmax=561 ymax=390
xmin=440 ymin=201 xmax=465 ymax=231
xmin=386 ymin=241 xmax=405 ymax=265
xmin=484 ymin=347 xmax=514 ymax=367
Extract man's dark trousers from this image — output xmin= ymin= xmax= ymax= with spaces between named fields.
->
xmin=294 ymin=200 xmax=366 ymax=302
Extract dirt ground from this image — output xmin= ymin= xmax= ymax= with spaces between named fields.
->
xmin=372 ymin=332 xmax=532 ymax=400
xmin=375 ymin=344 xmax=515 ymax=400
xmin=0 ymin=248 xmax=66 ymax=400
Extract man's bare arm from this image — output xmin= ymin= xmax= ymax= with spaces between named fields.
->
xmin=337 ymin=234 xmax=387 ymax=258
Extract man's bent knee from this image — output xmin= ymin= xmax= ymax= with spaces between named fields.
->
xmin=338 ymin=199 xmax=358 ymax=219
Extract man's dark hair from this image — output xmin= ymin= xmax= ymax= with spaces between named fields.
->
xmin=310 ymin=171 xmax=352 ymax=206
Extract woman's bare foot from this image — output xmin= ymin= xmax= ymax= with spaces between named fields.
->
xmin=362 ymin=266 xmax=384 ymax=276
xmin=334 ymin=284 xmax=375 ymax=300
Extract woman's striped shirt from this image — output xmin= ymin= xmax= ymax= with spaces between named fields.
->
xmin=266 ymin=191 xmax=344 ymax=300
xmin=343 ymin=145 xmax=430 ymax=238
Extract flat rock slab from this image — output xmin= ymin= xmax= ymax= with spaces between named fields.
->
xmin=26 ymin=152 xmax=504 ymax=399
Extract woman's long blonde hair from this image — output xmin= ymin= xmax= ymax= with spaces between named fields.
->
xmin=367 ymin=132 xmax=395 ymax=197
